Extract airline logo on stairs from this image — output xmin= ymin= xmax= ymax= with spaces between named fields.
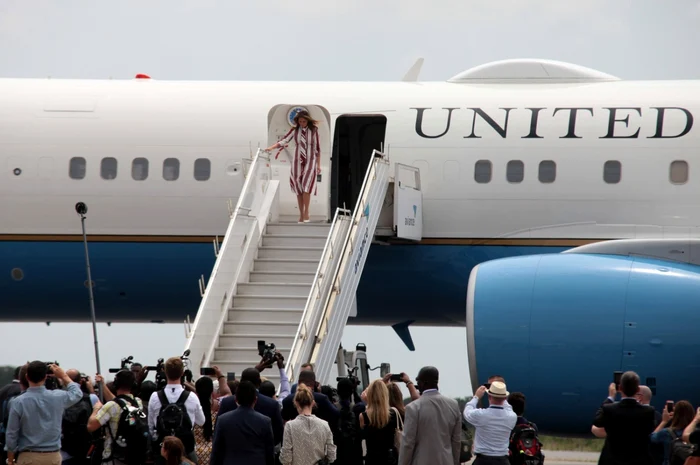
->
xmin=353 ymin=203 xmax=371 ymax=275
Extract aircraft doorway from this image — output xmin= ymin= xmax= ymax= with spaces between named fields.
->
xmin=331 ymin=115 xmax=387 ymax=215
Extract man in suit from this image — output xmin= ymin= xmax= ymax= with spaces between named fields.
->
xmin=593 ymin=383 xmax=664 ymax=465
xmin=281 ymin=369 xmax=339 ymax=430
xmin=399 ymin=366 xmax=462 ymax=465
xmin=593 ymin=371 xmax=657 ymax=465
xmin=211 ymin=380 xmax=275 ymax=465
xmin=218 ymin=368 xmax=284 ymax=446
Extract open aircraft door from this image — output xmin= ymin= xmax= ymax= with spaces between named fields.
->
xmin=267 ymin=104 xmax=332 ymax=222
xmin=393 ymin=163 xmax=422 ymax=241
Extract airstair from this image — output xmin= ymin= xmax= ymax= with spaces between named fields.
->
xmin=184 ymin=147 xmax=422 ymax=386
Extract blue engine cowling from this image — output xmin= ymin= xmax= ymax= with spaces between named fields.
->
xmin=466 ymin=252 xmax=700 ymax=433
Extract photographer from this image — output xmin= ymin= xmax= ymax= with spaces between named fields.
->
xmin=61 ymin=370 xmax=103 ymax=465
xmin=148 ymin=357 xmax=205 ymax=464
xmin=255 ymin=351 xmax=290 ymax=405
xmin=5 ymin=362 xmax=82 ymax=465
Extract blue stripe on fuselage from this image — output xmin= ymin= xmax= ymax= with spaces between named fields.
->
xmin=0 ymin=241 xmax=569 ymax=323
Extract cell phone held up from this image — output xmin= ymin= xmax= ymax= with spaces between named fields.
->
xmin=200 ymin=367 xmax=216 ymax=377
xmin=613 ymin=371 xmax=623 ymax=386
xmin=666 ymin=401 xmax=674 ymax=413
xmin=390 ymin=374 xmax=403 ymax=382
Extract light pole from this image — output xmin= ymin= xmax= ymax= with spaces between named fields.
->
xmin=76 ymin=202 xmax=104 ymax=401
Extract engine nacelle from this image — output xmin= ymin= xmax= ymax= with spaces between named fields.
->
xmin=466 ymin=253 xmax=700 ymax=432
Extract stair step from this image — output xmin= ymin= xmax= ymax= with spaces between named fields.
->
xmin=237 ymin=282 xmax=311 ymax=297
xmin=249 ymin=271 xmax=315 ymax=284
xmin=266 ymin=223 xmax=331 ymax=235
xmin=254 ymin=259 xmax=319 ymax=272
xmin=218 ymin=334 xmax=296 ymax=349
xmin=209 ymin=361 xmax=283 ymax=383
xmin=214 ymin=347 xmax=291 ymax=364
xmin=228 ymin=308 xmax=305 ymax=324
xmin=258 ymin=246 xmax=324 ymax=260
xmin=232 ymin=294 xmax=306 ymax=309
xmin=223 ymin=321 xmax=300 ymax=334
xmin=262 ymin=235 xmax=328 ymax=248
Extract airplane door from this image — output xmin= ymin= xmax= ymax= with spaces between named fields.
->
xmin=267 ymin=104 xmax=331 ymax=222
xmin=393 ymin=163 xmax=422 ymax=241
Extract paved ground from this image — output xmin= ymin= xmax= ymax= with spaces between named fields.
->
xmin=464 ymin=451 xmax=599 ymax=465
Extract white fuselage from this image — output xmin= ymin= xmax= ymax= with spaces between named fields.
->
xmin=2 ymin=78 xmax=699 ymax=241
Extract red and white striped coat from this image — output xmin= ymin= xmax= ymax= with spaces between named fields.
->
xmin=276 ymin=126 xmax=320 ymax=195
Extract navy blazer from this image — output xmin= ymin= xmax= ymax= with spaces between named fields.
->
xmin=218 ymin=393 xmax=284 ymax=446
xmin=281 ymin=390 xmax=340 ymax=431
xmin=211 ymin=407 xmax=274 ymax=465
xmin=593 ymin=398 xmax=656 ymax=465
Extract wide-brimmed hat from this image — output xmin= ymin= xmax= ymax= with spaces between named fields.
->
xmin=294 ymin=110 xmax=317 ymax=125
xmin=486 ymin=381 xmax=509 ymax=398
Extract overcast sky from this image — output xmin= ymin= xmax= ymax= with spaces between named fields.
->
xmin=1 ymin=0 xmax=699 ymax=399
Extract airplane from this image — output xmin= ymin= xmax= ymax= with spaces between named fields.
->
xmin=1 ymin=58 xmax=700 ymax=433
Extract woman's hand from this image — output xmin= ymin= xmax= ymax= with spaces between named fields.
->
xmin=662 ymin=407 xmax=673 ymax=424
xmin=317 ymin=166 xmax=321 ymax=174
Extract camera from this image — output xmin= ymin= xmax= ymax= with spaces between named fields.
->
xmin=45 ymin=361 xmax=60 ymax=390
xmin=109 ymin=356 xmax=134 ymax=373
xmin=337 ymin=366 xmax=360 ymax=387
xmin=258 ymin=340 xmax=277 ymax=364
xmin=145 ymin=358 xmax=166 ymax=390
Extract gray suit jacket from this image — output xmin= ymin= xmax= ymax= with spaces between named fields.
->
xmin=399 ymin=390 xmax=462 ymax=465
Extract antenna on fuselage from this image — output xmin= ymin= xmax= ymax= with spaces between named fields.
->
xmin=402 ymin=58 xmax=424 ymax=82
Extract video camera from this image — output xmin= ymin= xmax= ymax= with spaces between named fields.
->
xmin=145 ymin=350 xmax=193 ymax=391
xmin=45 ymin=361 xmax=60 ymax=390
xmin=144 ymin=358 xmax=166 ymax=390
xmin=258 ymin=340 xmax=277 ymax=365
xmin=336 ymin=366 xmax=360 ymax=387
xmin=108 ymin=355 xmax=134 ymax=373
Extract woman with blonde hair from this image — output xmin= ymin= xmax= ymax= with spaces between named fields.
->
xmin=280 ymin=384 xmax=336 ymax=464
xmin=161 ymin=436 xmax=195 ymax=465
xmin=265 ymin=110 xmax=321 ymax=223
xmin=360 ymin=379 xmax=401 ymax=465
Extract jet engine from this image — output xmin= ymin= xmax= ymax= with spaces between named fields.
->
xmin=466 ymin=251 xmax=700 ymax=433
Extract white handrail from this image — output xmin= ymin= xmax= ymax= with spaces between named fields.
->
xmin=185 ymin=148 xmax=271 ymax=371
xmin=286 ymin=207 xmax=352 ymax=384
xmin=309 ymin=151 xmax=390 ymax=382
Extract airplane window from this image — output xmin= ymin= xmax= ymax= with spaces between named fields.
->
xmin=474 ymin=160 xmax=492 ymax=184
xmin=194 ymin=158 xmax=211 ymax=181
xmin=670 ymin=160 xmax=688 ymax=185
xmin=100 ymin=157 xmax=118 ymax=180
xmin=163 ymin=158 xmax=180 ymax=181
xmin=506 ymin=160 xmax=524 ymax=183
xmin=538 ymin=160 xmax=556 ymax=183
xmin=69 ymin=157 xmax=86 ymax=180
xmin=132 ymin=158 xmax=149 ymax=181
xmin=603 ymin=160 xmax=621 ymax=184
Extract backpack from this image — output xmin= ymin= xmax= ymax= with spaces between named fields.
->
xmin=508 ymin=422 xmax=544 ymax=465
xmin=61 ymin=393 xmax=94 ymax=459
xmin=669 ymin=430 xmax=696 ymax=465
xmin=108 ymin=395 xmax=150 ymax=465
xmin=156 ymin=390 xmax=194 ymax=453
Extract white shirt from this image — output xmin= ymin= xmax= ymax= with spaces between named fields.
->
xmin=464 ymin=397 xmax=517 ymax=456
xmin=148 ymin=384 xmax=206 ymax=440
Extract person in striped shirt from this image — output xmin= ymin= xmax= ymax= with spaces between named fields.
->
xmin=266 ymin=110 xmax=322 ymax=223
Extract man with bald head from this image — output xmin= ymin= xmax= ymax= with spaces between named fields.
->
xmin=399 ymin=366 xmax=462 ymax=465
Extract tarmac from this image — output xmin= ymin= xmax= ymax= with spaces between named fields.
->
xmin=465 ymin=451 xmax=599 ymax=465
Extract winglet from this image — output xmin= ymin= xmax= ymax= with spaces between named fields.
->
xmin=402 ymin=58 xmax=424 ymax=82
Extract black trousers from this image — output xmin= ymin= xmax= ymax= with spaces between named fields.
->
xmin=474 ymin=454 xmax=510 ymax=465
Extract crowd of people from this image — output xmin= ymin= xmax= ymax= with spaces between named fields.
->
xmin=2 ymin=354 xmax=699 ymax=465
